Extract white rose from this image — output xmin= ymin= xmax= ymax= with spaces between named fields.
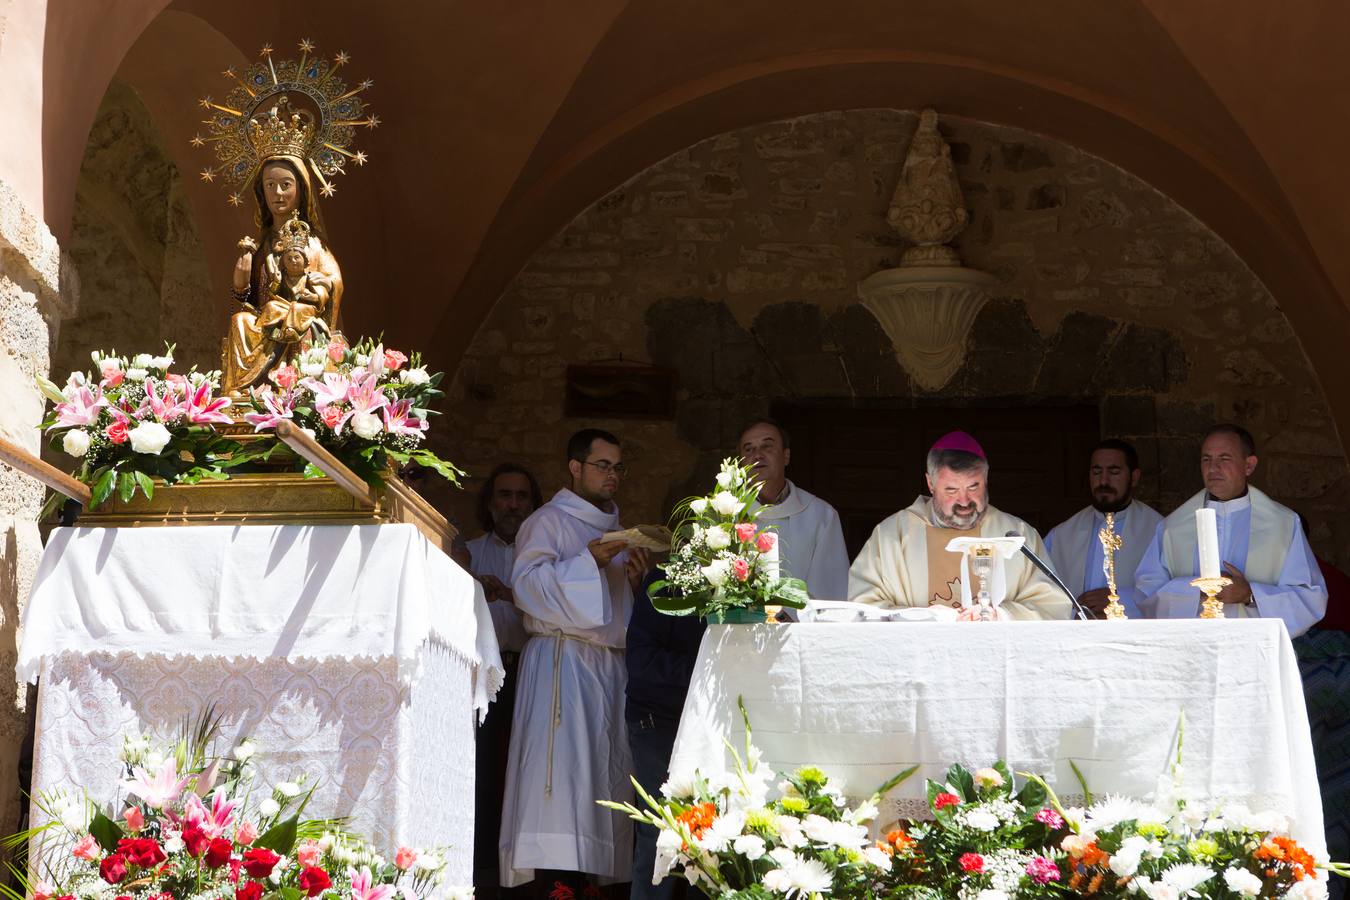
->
xmin=129 ymin=421 xmax=172 ymax=454
xmin=232 ymin=740 xmax=257 ymax=762
xmin=62 ymin=429 xmax=91 ymax=457
xmin=709 ymin=490 xmax=744 ymax=516
xmin=258 ymin=797 xmax=281 ymax=817
xmin=403 ymin=367 xmax=430 ymax=385
xmin=700 ymin=560 xmax=731 ymax=587
xmin=689 ymin=497 xmax=709 ymax=515
xmin=275 ymin=781 xmax=302 ymax=798
xmin=150 ymin=355 xmax=173 ymax=369
xmin=705 ymin=526 xmax=731 ymax=550
xmin=300 ymin=360 xmax=326 ymax=377
xmin=350 ymin=411 xmax=383 ymax=440
xmin=126 ymin=368 xmax=148 ymax=382
xmin=132 ymin=354 xmax=153 ymax=368
xmin=1222 ymin=868 xmax=1262 ymax=898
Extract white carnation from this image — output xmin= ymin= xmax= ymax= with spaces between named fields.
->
xmin=963 ymin=809 xmax=999 ymax=832
xmin=761 ymin=868 xmax=792 ymax=893
xmin=732 ymin=834 xmax=766 ymax=859
xmin=1222 ymin=867 xmax=1262 ymax=898
xmin=660 ymin=769 xmax=699 ymax=800
xmin=126 ymin=367 xmax=148 ymax=382
xmin=62 ymin=429 xmax=91 ymax=457
xmin=275 ymin=781 xmax=302 ymax=798
xmin=129 ymin=421 xmax=172 ymax=454
xmin=709 ymin=490 xmax=744 ymax=516
xmin=258 ymin=797 xmax=281 ymax=817
xmin=350 ymin=411 xmax=383 ymax=440
xmin=1161 ymin=862 xmax=1214 ymax=893
xmin=301 ymin=360 xmax=326 ymax=377
xmin=1109 ymin=835 xmax=1149 ymax=877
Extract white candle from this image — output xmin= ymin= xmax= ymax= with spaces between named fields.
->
xmin=764 ymin=534 xmax=781 ymax=580
xmin=1196 ymin=508 xmax=1221 ymax=578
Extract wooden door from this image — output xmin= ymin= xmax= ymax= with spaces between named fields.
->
xmin=772 ymin=403 xmax=1101 ymax=558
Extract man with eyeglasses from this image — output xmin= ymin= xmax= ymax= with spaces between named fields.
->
xmin=499 ymin=428 xmax=650 ymax=896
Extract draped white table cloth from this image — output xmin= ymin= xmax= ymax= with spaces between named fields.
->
xmin=19 ymin=524 xmax=504 ymax=883
xmin=669 ymin=619 xmax=1325 ymax=855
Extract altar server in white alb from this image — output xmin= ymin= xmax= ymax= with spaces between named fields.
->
xmin=849 ymin=431 xmax=1070 ymax=619
xmin=740 ymin=419 xmax=850 ymax=600
xmin=499 ymin=429 xmax=650 ymax=892
xmin=1135 ymin=423 xmax=1327 ymax=635
xmin=1044 ymin=439 xmax=1162 ymax=619
xmin=466 ymin=463 xmax=542 ymax=654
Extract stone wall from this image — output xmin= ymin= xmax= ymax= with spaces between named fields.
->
xmin=52 ymin=79 xmax=217 ymax=386
xmin=0 ymin=177 xmax=78 ymax=830
xmin=438 ymin=109 xmax=1349 ymax=568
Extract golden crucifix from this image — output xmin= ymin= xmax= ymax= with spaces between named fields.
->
xmin=1098 ymin=512 xmax=1128 ymax=619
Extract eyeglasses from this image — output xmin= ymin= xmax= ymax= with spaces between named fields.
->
xmin=583 ymin=460 xmax=628 ymax=476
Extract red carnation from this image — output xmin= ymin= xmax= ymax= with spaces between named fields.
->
xmin=99 ymin=853 xmax=128 ymax=885
xmin=960 ymin=852 xmax=985 ymax=873
xmin=241 ymin=847 xmax=280 ymax=879
xmin=934 ymin=792 xmax=962 ymax=810
xmin=181 ymin=825 xmax=209 ymax=857
xmin=116 ymin=837 xmax=166 ymax=868
xmin=236 ymin=883 xmax=263 ymax=900
xmin=205 ymin=838 xmax=233 ymax=869
xmin=298 ymin=866 xmax=331 ymax=897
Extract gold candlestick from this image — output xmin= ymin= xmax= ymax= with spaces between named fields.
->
xmin=1098 ymin=511 xmax=1127 ymax=620
xmin=1190 ymin=575 xmax=1233 ymax=619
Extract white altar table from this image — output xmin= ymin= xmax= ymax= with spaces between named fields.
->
xmin=669 ymin=619 xmax=1325 ymax=854
xmin=18 ymin=524 xmax=503 ymax=883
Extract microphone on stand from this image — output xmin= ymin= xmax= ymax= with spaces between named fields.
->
xmin=1004 ymin=530 xmax=1096 ymax=620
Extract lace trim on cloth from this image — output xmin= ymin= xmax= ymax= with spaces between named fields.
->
xmin=877 ymin=792 xmax=1296 ymax=824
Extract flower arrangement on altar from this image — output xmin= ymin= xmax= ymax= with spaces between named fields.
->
xmin=34 ymin=338 xmax=463 ymax=511
xmin=240 ymin=336 xmax=462 ymax=488
xmin=36 ymin=347 xmax=244 ymax=514
xmin=4 ymin=719 xmax=471 ymax=900
xmin=649 ymin=459 xmax=809 ymax=623
xmin=603 ymin=708 xmax=1343 ymax=899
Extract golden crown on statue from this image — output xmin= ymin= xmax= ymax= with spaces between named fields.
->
xmin=274 ymin=213 xmax=312 ymax=254
xmin=191 ymin=39 xmax=379 ymax=206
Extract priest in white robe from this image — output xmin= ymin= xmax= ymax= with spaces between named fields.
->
xmin=740 ymin=419 xmax=850 ymax=600
xmin=1045 ymin=439 xmax=1162 ymax=618
xmin=1135 ymin=423 xmax=1326 ymax=636
xmin=466 ymin=463 xmax=541 ymax=655
xmin=499 ymin=429 xmax=649 ymax=890
xmin=849 ymin=431 xmax=1070 ymax=620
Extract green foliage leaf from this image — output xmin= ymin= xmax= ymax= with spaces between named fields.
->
xmin=88 ymin=810 xmax=123 ymax=852
xmin=117 ymin=471 xmax=136 ymax=503
xmin=254 ymin=814 xmax=298 ymax=855
xmin=90 ymin=467 xmax=117 ymax=508
xmin=945 ymin=763 xmax=976 ymax=802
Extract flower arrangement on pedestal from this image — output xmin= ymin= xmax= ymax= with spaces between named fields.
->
xmin=650 ymin=459 xmax=809 ymax=623
xmin=4 ymin=719 xmax=471 ymax=900
xmin=604 ymin=709 xmax=1344 ymax=899
xmin=36 ymin=348 xmax=244 ymax=514
xmin=240 ymin=337 xmax=462 ymax=488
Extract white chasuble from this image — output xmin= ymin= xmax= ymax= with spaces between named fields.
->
xmin=847 ymin=496 xmax=1071 ymax=621
xmin=499 ymin=489 xmax=634 ymax=886
xmin=749 ymin=480 xmax=851 ymax=600
xmin=1044 ymin=500 xmax=1162 ymax=619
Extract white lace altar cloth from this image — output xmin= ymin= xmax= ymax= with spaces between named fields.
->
xmin=20 ymin=524 xmax=506 ymax=883
xmin=670 ymin=619 xmax=1325 ymax=855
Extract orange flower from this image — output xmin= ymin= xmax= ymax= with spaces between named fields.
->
xmin=873 ymin=841 xmax=895 ymax=857
xmin=1257 ymin=836 xmax=1318 ymax=880
xmin=676 ymin=802 xmax=717 ymax=839
xmin=886 ymin=829 xmax=915 ymax=849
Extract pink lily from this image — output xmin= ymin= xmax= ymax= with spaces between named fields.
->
xmin=50 ymin=384 xmax=107 ymax=429
xmin=182 ymin=789 xmax=236 ymax=839
xmin=381 ymin=399 xmax=427 ymax=438
xmin=349 ymin=866 xmax=396 ymax=900
xmin=300 ymin=372 xmax=352 ymax=410
xmin=336 ymin=372 xmax=389 ymax=435
xmin=138 ymin=378 xmax=186 ymax=423
xmin=121 ymin=757 xmax=190 ymax=809
xmin=243 ymin=388 xmax=295 ymax=431
xmin=183 ymin=380 xmax=233 ymax=425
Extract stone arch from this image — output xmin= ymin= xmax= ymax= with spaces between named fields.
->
xmin=441 ymin=109 xmax=1350 ymax=567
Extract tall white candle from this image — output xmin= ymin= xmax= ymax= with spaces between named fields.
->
xmin=764 ymin=534 xmax=781 ymax=580
xmin=1196 ymin=507 xmax=1221 ymax=578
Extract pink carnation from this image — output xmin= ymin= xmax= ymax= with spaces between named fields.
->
xmin=755 ymin=531 xmax=777 ymax=553
xmin=1025 ymin=855 xmax=1061 ymax=885
xmin=734 ymin=523 xmax=757 ymax=543
xmin=295 ymin=839 xmax=322 ymax=868
xmin=72 ymin=834 xmax=100 ymax=861
xmin=1035 ymin=808 xmax=1065 ymax=829
xmin=394 ymin=847 xmax=417 ymax=871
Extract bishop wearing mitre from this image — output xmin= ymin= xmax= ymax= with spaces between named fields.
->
xmin=848 ymin=431 xmax=1071 ymax=620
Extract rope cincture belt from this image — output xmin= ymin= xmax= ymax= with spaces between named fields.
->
xmin=541 ymin=629 xmax=620 ymax=797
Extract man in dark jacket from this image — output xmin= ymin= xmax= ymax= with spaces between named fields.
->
xmin=625 ymin=570 xmax=706 ymax=899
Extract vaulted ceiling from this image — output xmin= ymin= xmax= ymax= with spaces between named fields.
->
xmin=19 ymin=0 xmax=1350 ymax=449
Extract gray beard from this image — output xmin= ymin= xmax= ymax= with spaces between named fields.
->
xmin=933 ymin=504 xmax=985 ymax=530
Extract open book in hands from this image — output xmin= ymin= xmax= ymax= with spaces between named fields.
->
xmin=600 ymin=524 xmax=673 ymax=552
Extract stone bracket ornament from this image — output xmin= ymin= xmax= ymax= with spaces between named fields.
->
xmin=860 ymin=107 xmax=993 ymax=390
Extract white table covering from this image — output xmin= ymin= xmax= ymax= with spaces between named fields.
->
xmin=670 ymin=620 xmax=1325 ymax=855
xmin=20 ymin=524 xmax=504 ymax=883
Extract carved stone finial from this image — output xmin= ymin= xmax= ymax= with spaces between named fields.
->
xmin=886 ymin=108 xmax=968 ymax=267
